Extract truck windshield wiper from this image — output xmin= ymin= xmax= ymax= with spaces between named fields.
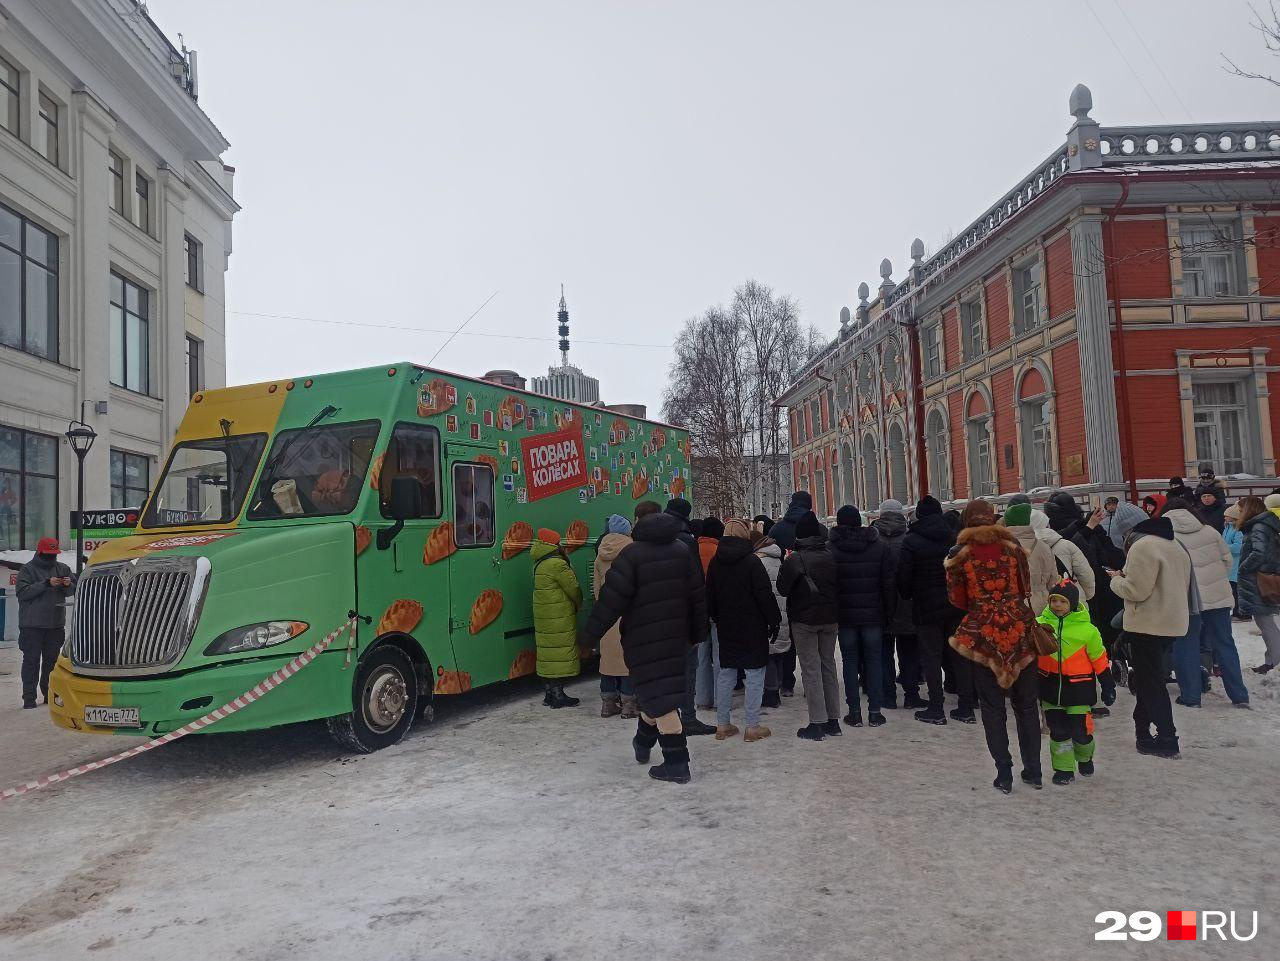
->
xmin=252 ymin=405 xmax=341 ymax=507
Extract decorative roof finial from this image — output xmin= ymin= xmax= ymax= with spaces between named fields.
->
xmin=880 ymin=258 xmax=893 ymax=282
xmin=1069 ymin=83 xmax=1093 ymax=123
xmin=839 ymin=305 xmax=851 ymax=331
xmin=910 ymin=238 xmax=925 ymax=264
xmin=857 ymin=282 xmax=870 ymax=306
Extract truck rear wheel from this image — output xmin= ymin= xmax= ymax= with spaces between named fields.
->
xmin=327 ymin=645 xmax=418 ymax=753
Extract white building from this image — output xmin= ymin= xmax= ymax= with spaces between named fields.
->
xmin=530 ymin=288 xmax=601 ymax=404
xmin=0 ymin=0 xmax=237 ymax=551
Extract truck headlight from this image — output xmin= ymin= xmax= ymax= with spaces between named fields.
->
xmin=204 ymin=621 xmax=309 ymax=656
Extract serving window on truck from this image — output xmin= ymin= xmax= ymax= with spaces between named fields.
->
xmin=378 ymin=423 xmax=441 ymax=519
xmin=452 ymin=462 xmax=495 ymax=548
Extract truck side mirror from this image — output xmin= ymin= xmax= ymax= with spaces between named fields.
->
xmin=378 ymin=476 xmax=422 ymax=550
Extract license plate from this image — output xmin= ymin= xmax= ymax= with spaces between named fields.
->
xmin=84 ymin=706 xmax=141 ymax=728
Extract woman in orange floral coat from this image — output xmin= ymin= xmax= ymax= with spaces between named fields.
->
xmin=945 ymin=499 xmax=1043 ymax=794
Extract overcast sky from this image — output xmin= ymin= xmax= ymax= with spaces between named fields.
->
xmin=158 ymin=0 xmax=1279 ymax=416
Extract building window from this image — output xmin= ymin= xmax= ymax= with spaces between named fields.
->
xmin=922 ymin=322 xmax=942 ymax=378
xmin=0 ymin=426 xmax=57 ymax=550
xmin=861 ymin=433 xmax=880 ymax=508
xmin=185 ymin=335 xmax=202 ymax=398
xmin=1012 ymin=261 xmax=1042 ymax=334
xmin=1021 ymin=395 xmax=1054 ymax=489
xmin=812 ymin=456 xmax=827 ymax=518
xmin=926 ymin=408 xmax=951 ymax=500
xmin=184 ymin=233 xmax=203 ymax=291
xmin=825 ymin=389 xmax=836 ymax=432
xmin=960 ymin=297 xmax=984 ymax=360
xmin=1192 ymin=380 xmax=1252 ymax=475
xmin=966 ymin=415 xmax=994 ymax=496
xmin=810 ymin=397 xmax=823 ymax=436
xmin=134 ymin=172 xmax=151 ymax=233
xmin=1181 ymin=222 xmax=1244 ymax=298
xmin=110 ymin=272 xmax=149 ymax=393
xmin=0 ymin=56 xmax=18 ymax=137
xmin=110 ymin=450 xmax=150 ymax=509
xmin=887 ymin=421 xmax=908 ymax=503
xmin=36 ymin=91 xmax=58 ymax=166
xmin=109 ymin=151 xmax=126 ymax=215
xmin=0 ymin=202 xmax=58 ymax=361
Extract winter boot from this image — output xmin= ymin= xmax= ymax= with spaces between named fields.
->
xmin=682 ymin=716 xmax=717 ymax=736
xmin=542 ymin=684 xmax=555 ymax=707
xmin=600 ymin=692 xmax=622 ymax=718
xmin=1252 ymin=662 xmax=1274 ymax=674
xmin=22 ymin=699 xmax=36 ymax=710
xmin=825 ymin=718 xmax=845 ymax=735
xmin=1090 ymin=706 xmax=1110 ymax=718
xmin=914 ymin=707 xmax=947 ymax=725
xmin=744 ymin=725 xmax=772 ymax=742
xmin=1146 ymin=736 xmax=1181 ymax=759
xmin=649 ymin=732 xmax=691 ymax=783
xmin=1073 ymin=736 xmax=1096 ymax=775
xmin=949 ymin=708 xmax=976 ymax=724
xmin=761 ymin=689 xmax=782 ymax=709
xmin=1050 ymin=739 xmax=1076 ymax=780
xmin=840 ymin=713 xmax=860 ymax=729
xmin=715 ymin=724 xmax=740 ymax=740
xmin=882 ymin=696 xmax=898 ymax=710
xmin=1052 ymin=771 xmax=1075 ymax=786
xmin=549 ymin=685 xmax=580 ymax=708
xmin=633 ymin=717 xmax=658 ymax=764
xmin=903 ymin=692 xmax=928 ymax=709
xmin=993 ymin=766 xmax=1013 ymax=795
xmin=1019 ymin=769 xmax=1043 ymax=790
xmin=868 ymin=712 xmax=887 ymax=727
xmin=620 ymin=695 xmax=639 ymax=719
xmin=1174 ymin=695 xmax=1201 ymax=708
xmin=797 ymin=723 xmax=827 ymax=741
xmin=1201 ymin=667 xmax=1212 ymax=694
xmin=1078 ymin=760 xmax=1096 ymax=777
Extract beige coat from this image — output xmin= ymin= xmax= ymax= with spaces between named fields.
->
xmin=1029 ymin=512 xmax=1096 ymax=599
xmin=1007 ymin=525 xmax=1059 ymax=617
xmin=594 ymin=533 xmax=632 ymax=676
xmin=1166 ymin=508 xmax=1234 ymax=612
xmin=1110 ymin=526 xmax=1192 ymax=637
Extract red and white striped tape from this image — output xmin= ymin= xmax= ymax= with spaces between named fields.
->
xmin=1 ymin=617 xmax=357 ymax=802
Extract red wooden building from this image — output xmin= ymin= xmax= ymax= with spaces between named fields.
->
xmin=780 ymin=85 xmax=1280 ymax=516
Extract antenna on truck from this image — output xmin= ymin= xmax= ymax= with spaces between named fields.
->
xmin=426 ymin=290 xmax=500 ymax=367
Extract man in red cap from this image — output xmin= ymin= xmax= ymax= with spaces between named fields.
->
xmin=15 ymin=536 xmax=76 ymax=709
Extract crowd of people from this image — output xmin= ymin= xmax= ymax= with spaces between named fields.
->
xmin=534 ymin=462 xmax=1272 ymax=790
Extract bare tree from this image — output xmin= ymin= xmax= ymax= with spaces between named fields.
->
xmin=663 ymin=280 xmax=824 ymax=517
xmin=1223 ymin=2 xmax=1280 ymax=85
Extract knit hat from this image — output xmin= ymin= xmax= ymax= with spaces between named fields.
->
xmin=1224 ymin=502 xmax=1242 ymax=523
xmin=606 ymin=514 xmax=632 ymax=536
xmin=1028 ymin=509 xmax=1050 ymax=531
xmin=1169 ymin=476 xmax=1184 ymax=487
xmin=916 ymin=495 xmax=942 ymax=517
xmin=836 ymin=505 xmax=862 ymax=528
xmin=701 ymin=517 xmax=725 ymax=539
xmin=795 ymin=511 xmax=823 ymax=539
xmin=1003 ymin=503 xmax=1032 ymax=527
xmin=877 ymin=499 xmax=904 ymax=514
xmin=960 ymin=499 xmax=996 ymax=528
xmin=724 ymin=518 xmax=751 ymax=540
xmin=665 ymin=497 xmax=692 ymax=520
xmin=1007 ymin=493 xmax=1031 ymax=507
xmin=789 ymin=490 xmax=813 ymax=510
xmin=537 ymin=528 xmax=560 ymax=545
xmin=1199 ymin=462 xmax=1215 ymax=479
xmin=1265 ymin=494 xmax=1280 ymax=511
xmin=1048 ymin=580 xmax=1080 ymax=611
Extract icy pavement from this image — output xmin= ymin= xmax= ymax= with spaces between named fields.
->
xmin=1 ymin=628 xmax=1278 ymax=961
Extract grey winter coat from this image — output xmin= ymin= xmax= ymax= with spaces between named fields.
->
xmin=871 ymin=511 xmax=914 ymax=633
xmin=755 ymin=540 xmax=791 ymax=654
xmin=16 ymin=555 xmax=76 ymax=629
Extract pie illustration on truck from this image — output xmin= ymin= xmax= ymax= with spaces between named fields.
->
xmin=508 ymin=649 xmax=536 ymax=679
xmin=564 ymin=519 xmax=589 ymax=552
xmin=417 ymin=378 xmax=457 ymax=417
xmin=435 ymin=667 xmax=473 ymax=694
xmin=377 ymin=599 xmax=423 ymax=635
xmin=354 ymin=525 xmax=372 ymax=555
xmin=501 ymin=521 xmax=533 ymax=559
xmin=423 ymin=523 xmax=458 ymax=565
xmin=469 ymin=589 xmax=503 ymax=634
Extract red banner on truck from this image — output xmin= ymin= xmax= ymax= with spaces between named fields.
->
xmin=521 ymin=425 xmax=588 ymax=502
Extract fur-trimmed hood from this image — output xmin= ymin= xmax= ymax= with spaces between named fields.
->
xmin=946 ymin=523 xmax=1020 ymax=569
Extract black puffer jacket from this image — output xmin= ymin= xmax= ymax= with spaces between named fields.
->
xmin=768 ymin=491 xmax=813 ymax=552
xmin=707 ymin=536 xmax=781 ymax=669
xmin=829 ymin=524 xmax=892 ymax=627
xmin=872 ymin=511 xmax=913 ymax=633
xmin=1193 ymin=480 xmax=1227 ymax=533
xmin=896 ymin=513 xmax=960 ymax=625
xmin=582 ymin=512 xmax=708 ymax=716
xmin=776 ymin=535 xmax=838 ymax=625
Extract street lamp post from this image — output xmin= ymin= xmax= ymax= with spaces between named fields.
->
xmin=65 ymin=421 xmax=97 ymax=575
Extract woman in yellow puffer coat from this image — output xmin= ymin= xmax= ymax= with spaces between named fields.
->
xmin=532 ymin=528 xmax=583 ymax=708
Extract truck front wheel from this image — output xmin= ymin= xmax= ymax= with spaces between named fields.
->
xmin=326 ymin=645 xmax=418 ymax=753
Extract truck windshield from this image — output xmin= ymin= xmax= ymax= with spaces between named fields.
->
xmin=141 ymin=435 xmax=267 ymax=528
xmin=247 ymin=420 xmax=380 ymax=519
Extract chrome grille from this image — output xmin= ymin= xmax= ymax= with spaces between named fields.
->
xmin=70 ymin=556 xmax=209 ymax=675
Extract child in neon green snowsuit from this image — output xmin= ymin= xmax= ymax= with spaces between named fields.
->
xmin=1035 ymin=581 xmax=1116 ymax=785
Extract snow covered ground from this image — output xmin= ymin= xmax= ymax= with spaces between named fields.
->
xmin=1 ymin=626 xmax=1277 ymax=960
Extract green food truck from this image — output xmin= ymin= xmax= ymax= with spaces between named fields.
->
xmin=48 ymin=363 xmax=691 ymax=751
